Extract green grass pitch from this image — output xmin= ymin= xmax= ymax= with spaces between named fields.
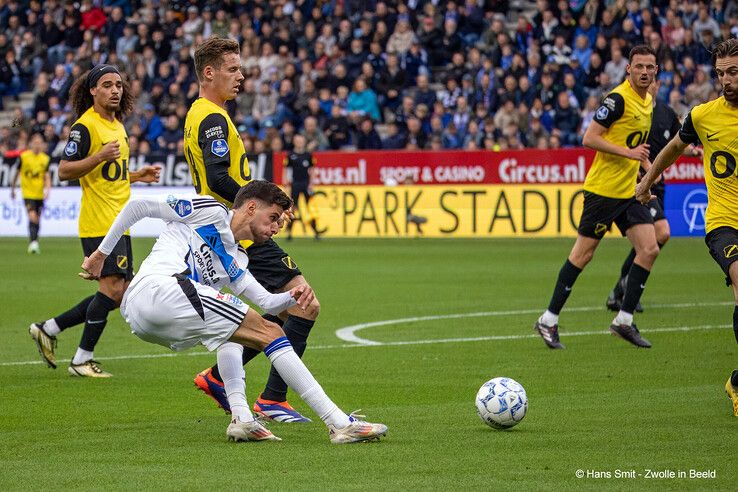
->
xmin=0 ymin=236 xmax=735 ymax=490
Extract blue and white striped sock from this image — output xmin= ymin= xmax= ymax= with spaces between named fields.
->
xmin=265 ymin=337 xmax=350 ymax=428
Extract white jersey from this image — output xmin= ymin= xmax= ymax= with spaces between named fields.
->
xmin=99 ymin=193 xmax=295 ymax=315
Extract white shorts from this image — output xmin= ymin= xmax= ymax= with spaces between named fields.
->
xmin=121 ymin=274 xmax=248 ymax=351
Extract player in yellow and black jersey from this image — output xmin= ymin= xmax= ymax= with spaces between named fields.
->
xmin=11 ymin=133 xmax=50 ymax=254
xmin=187 ymin=37 xmax=320 ymax=423
xmin=28 ymin=65 xmax=160 ymax=378
xmin=535 ymin=45 xmax=660 ymax=350
xmin=637 ymin=38 xmax=738 ymax=416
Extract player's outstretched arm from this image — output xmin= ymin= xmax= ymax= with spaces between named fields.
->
xmin=232 ymin=269 xmax=297 ymax=315
xmin=635 ymin=135 xmax=688 ymax=204
xmin=130 ymin=164 xmax=162 ymax=184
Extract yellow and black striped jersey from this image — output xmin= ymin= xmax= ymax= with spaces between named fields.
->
xmin=183 ymin=97 xmax=249 ymax=206
xmin=19 ymin=150 xmax=49 ymax=200
xmin=583 ymin=80 xmax=653 ymax=199
xmin=679 ymin=96 xmax=738 ymax=232
xmin=63 ymin=107 xmax=131 ymax=237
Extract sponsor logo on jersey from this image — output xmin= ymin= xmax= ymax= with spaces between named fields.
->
xmin=204 ymin=125 xmax=224 ymax=139
xmin=603 ymin=97 xmax=615 ymax=110
xmin=195 ymin=242 xmax=219 ymax=285
xmin=117 ymin=255 xmax=128 ymax=269
xmin=216 ymin=292 xmax=244 ymax=307
xmin=682 ymin=188 xmax=707 ymax=233
xmin=64 ymin=141 xmax=78 ymax=156
xmin=211 ymin=139 xmax=229 ymax=157
xmin=596 ymin=106 xmax=609 ymax=120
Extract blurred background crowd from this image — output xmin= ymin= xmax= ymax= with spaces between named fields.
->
xmin=0 ymin=0 xmax=736 ymax=159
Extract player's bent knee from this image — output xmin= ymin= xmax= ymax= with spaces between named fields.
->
xmin=231 ymin=313 xmax=287 ymax=351
xmin=99 ymin=276 xmax=128 ymax=306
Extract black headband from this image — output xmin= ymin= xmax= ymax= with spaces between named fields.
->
xmin=87 ymin=64 xmax=121 ymax=89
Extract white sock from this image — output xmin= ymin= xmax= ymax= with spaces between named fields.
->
xmin=72 ymin=348 xmax=94 ymax=365
xmin=217 ymin=342 xmax=254 ymax=423
xmin=44 ymin=318 xmax=61 ymax=336
xmin=265 ymin=338 xmax=351 ymax=429
xmin=613 ymin=310 xmax=633 ymax=327
xmin=539 ymin=310 xmax=558 ymax=326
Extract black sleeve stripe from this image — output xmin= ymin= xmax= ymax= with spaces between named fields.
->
xmin=237 ymin=245 xmax=248 ymax=255
xmin=593 ymin=93 xmax=625 ymax=129
xmin=678 ymin=111 xmax=700 ymax=145
xmin=198 ymin=113 xmax=231 ymax=167
xmin=64 ymin=123 xmax=92 ymax=161
xmin=193 ymin=201 xmax=229 ymax=214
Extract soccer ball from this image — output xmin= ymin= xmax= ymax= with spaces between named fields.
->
xmin=475 ymin=377 xmax=528 ymax=429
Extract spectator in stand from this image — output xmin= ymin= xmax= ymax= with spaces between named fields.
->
xmin=356 ymin=117 xmax=383 ymax=150
xmin=405 ymin=117 xmax=427 ymax=149
xmin=386 ymin=19 xmax=416 ymax=56
xmin=382 ymin=121 xmax=406 ymax=150
xmin=693 ymin=4 xmax=721 ymax=42
xmin=604 ymin=47 xmax=627 ymax=85
xmin=377 ymin=52 xmax=406 ymax=114
xmin=141 ymin=103 xmax=164 ymax=150
xmin=302 ymin=115 xmax=329 ymax=151
xmin=158 ymin=114 xmax=181 ymax=152
xmin=347 ymin=78 xmax=380 ymax=122
xmin=252 ymin=80 xmax=278 ymax=129
xmin=552 ymin=91 xmax=581 ymax=147
xmin=324 ymin=104 xmax=351 ymax=150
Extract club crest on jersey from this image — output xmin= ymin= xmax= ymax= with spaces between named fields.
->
xmin=596 ymin=106 xmax=609 ymax=120
xmin=227 ymin=259 xmax=241 ymax=278
xmin=594 ymin=223 xmax=608 ymax=237
xmin=216 ymin=292 xmax=243 ymax=307
xmin=281 ymin=256 xmax=298 ymax=269
xmin=211 ymin=139 xmax=229 ymax=157
xmin=64 ymin=141 xmax=77 ymax=156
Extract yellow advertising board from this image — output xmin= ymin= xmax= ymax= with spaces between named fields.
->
xmin=286 ymin=185 xmax=586 ymax=238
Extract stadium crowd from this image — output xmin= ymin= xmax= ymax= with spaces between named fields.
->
xmin=0 ymin=0 xmax=736 ymax=158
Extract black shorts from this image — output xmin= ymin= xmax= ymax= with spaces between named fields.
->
xmin=578 ymin=191 xmax=654 ymax=239
xmin=246 ymin=238 xmax=302 ymax=292
xmin=646 ymin=197 xmax=666 ymax=222
xmin=24 ymin=199 xmax=43 ymax=214
xmin=81 ymin=235 xmax=134 ymax=281
xmin=705 ymin=226 xmax=738 ymax=286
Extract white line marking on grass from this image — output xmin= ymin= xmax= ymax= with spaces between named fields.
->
xmin=334 ymin=301 xmax=734 ymax=345
xmin=2 ymin=302 xmax=731 ymax=367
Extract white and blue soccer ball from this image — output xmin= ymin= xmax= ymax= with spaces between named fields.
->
xmin=475 ymin=377 xmax=528 ymax=429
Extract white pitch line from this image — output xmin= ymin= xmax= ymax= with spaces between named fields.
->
xmin=334 ymin=301 xmax=734 ymax=345
xmin=2 ymin=309 xmax=732 ymax=368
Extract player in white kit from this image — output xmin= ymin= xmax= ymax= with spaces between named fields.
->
xmin=81 ymin=180 xmax=387 ymax=443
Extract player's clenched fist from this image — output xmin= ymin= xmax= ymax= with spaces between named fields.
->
xmin=98 ymin=141 xmax=121 ymax=162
